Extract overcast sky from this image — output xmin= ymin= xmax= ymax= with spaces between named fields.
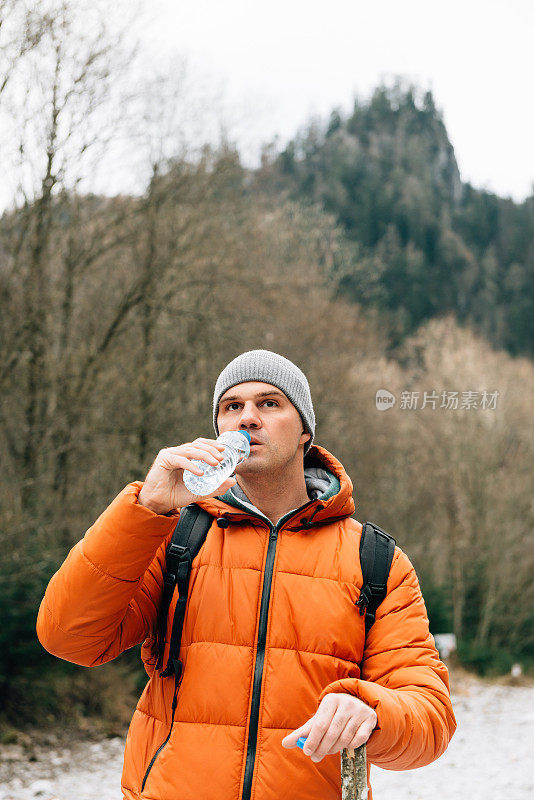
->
xmin=139 ymin=0 xmax=533 ymax=202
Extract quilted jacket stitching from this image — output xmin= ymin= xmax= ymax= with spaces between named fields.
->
xmin=41 ymin=598 xmax=103 ymax=641
xmin=80 ymin=542 xmax=140 ymax=584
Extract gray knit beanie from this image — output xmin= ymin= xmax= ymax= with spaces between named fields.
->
xmin=213 ymin=349 xmax=315 ymax=455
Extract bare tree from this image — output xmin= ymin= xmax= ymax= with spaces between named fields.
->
xmin=0 ymin=0 xmax=50 ymax=96
xmin=0 ymin=0 xmax=138 ymax=518
xmin=378 ymin=317 xmax=534 ymax=658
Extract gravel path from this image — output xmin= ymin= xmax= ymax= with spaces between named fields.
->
xmin=372 ymin=679 xmax=534 ymax=800
xmin=1 ymin=677 xmax=532 ymax=799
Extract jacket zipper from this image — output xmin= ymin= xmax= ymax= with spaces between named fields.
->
xmin=240 ymin=498 xmax=319 ymax=800
xmin=141 ymin=680 xmax=180 ymax=793
xmin=241 ymin=521 xmax=279 ymax=800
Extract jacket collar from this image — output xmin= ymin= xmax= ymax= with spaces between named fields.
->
xmin=193 ymin=444 xmax=356 ymax=531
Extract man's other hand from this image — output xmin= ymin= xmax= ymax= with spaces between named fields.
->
xmin=281 ymin=693 xmax=377 ymax=762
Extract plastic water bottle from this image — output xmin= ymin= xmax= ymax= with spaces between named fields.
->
xmin=183 ymin=431 xmax=251 ymax=496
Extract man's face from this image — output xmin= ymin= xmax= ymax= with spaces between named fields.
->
xmin=217 ymin=381 xmax=311 ymax=475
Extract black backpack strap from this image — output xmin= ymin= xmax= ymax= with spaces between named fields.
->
xmin=156 ymin=504 xmax=213 ymax=678
xmin=356 ymin=521 xmax=396 ymax=635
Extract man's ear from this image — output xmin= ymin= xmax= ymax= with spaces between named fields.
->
xmin=301 ymin=431 xmax=311 ymax=443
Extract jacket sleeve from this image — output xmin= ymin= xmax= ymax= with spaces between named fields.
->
xmin=317 ymin=547 xmax=456 ymax=770
xmin=36 ymin=481 xmax=179 ymax=667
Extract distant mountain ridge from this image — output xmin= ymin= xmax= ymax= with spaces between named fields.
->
xmin=257 ymin=80 xmax=534 ymax=358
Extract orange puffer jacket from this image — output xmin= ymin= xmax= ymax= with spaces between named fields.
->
xmin=37 ymin=445 xmax=456 ymax=800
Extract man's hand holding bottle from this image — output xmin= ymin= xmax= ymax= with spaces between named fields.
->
xmin=137 ymin=438 xmax=238 ymax=514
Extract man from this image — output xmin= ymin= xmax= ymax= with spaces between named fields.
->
xmin=37 ymin=349 xmax=456 ymax=800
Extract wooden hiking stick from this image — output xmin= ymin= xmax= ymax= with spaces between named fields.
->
xmin=341 ymin=744 xmax=367 ymax=800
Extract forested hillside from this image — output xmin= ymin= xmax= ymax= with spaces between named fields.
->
xmin=2 ymin=150 xmax=533 ymax=728
xmin=256 ymin=82 xmax=534 ymax=357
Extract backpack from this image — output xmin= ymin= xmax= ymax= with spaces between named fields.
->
xmin=155 ymin=505 xmax=395 ymax=680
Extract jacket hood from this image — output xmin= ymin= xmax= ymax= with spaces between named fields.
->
xmin=193 ymin=444 xmax=356 ymax=531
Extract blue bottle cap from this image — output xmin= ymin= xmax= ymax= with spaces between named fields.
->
xmin=296 ymin=736 xmax=307 ymax=749
xmin=238 ymin=431 xmax=251 ymax=442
